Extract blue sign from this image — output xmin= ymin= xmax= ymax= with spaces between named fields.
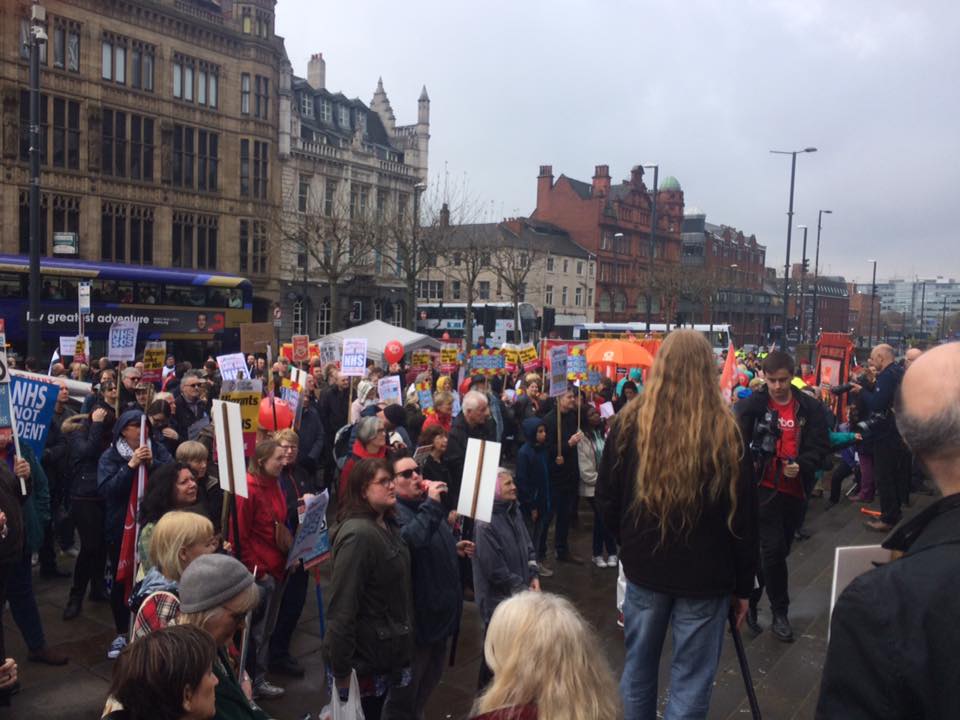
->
xmin=0 ymin=376 xmax=60 ymax=457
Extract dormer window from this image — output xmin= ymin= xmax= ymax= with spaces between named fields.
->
xmin=338 ymin=105 xmax=350 ymax=128
xmin=356 ymin=112 xmax=366 ymax=135
xmin=300 ymin=93 xmax=313 ymax=118
xmin=319 ymin=99 xmax=331 ymax=124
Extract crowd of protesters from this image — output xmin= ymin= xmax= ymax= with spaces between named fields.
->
xmin=0 ymin=333 xmax=952 ymax=718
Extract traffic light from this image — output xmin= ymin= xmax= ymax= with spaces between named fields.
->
xmin=802 ymin=258 xmax=810 ymax=274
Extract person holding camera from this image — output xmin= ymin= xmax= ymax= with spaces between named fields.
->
xmin=736 ymin=351 xmax=830 ymax=642
xmin=850 ymin=344 xmax=908 ymax=532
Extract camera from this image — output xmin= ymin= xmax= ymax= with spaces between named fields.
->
xmin=856 ymin=411 xmax=889 ymax=436
xmin=750 ymin=409 xmax=781 ymax=457
xmin=829 ymin=382 xmax=855 ymax=395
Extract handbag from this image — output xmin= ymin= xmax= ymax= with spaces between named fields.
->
xmin=319 ymin=669 xmax=365 ymax=720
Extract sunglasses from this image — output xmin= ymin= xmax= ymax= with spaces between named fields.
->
xmin=395 ymin=466 xmax=421 ymax=479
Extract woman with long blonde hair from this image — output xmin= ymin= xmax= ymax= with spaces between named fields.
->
xmin=596 ymin=329 xmax=757 ymax=720
xmin=469 ymin=591 xmax=620 ymax=720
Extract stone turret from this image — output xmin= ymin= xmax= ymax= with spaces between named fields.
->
xmin=370 ymin=77 xmax=396 ymax=134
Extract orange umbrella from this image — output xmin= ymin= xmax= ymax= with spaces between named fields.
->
xmin=586 ymin=339 xmax=654 ymax=368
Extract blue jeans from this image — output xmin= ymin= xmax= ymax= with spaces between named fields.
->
xmin=621 ymin=581 xmax=727 ymax=720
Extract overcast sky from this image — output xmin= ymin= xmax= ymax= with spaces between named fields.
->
xmin=277 ymin=0 xmax=959 ymax=285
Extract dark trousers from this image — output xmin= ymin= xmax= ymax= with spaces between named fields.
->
xmin=269 ymin=565 xmax=308 ymax=663
xmin=539 ymin=483 xmax=575 ymax=558
xmin=829 ymin=460 xmax=860 ymax=504
xmin=751 ymin=487 xmax=804 ymax=616
xmin=383 ymin=638 xmax=449 ymax=720
xmin=875 ymin=435 xmax=908 ymax=525
xmin=362 ymin=694 xmax=387 ymax=720
xmin=69 ymin=498 xmax=107 ymax=602
xmin=588 ymin=497 xmax=617 ymax=557
xmin=0 ymin=562 xmax=9 ymax=707
xmin=107 ymin=541 xmax=130 ymax=635
xmin=7 ymin=548 xmax=46 ymax=652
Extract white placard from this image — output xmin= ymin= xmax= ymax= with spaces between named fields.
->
xmin=378 ymin=376 xmax=402 ymax=405
xmin=319 ymin=338 xmax=342 ymax=367
xmin=212 ymin=400 xmax=249 ymax=498
xmin=829 ymin=545 xmax=890 ymax=638
xmin=217 ymin=352 xmax=251 ymax=381
xmin=341 ymin=339 xmax=368 ymax=377
xmin=457 ymin=438 xmax=502 ymax=524
xmin=78 ymin=281 xmax=91 ymax=314
xmin=548 ymin=346 xmax=569 ymax=398
xmin=107 ymin=320 xmax=139 ymax=362
xmin=59 ymin=335 xmax=90 ymax=357
xmin=599 ymin=401 xmax=615 ymax=419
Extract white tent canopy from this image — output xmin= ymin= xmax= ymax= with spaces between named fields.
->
xmin=320 ymin=320 xmax=441 ymax=367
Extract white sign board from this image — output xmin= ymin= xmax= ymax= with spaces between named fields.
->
xmin=217 ymin=352 xmax=251 ymax=381
xmin=341 ymin=338 xmax=368 ymax=377
xmin=829 ymin=545 xmax=890 ymax=638
xmin=457 ymin=438 xmax=502 ymax=524
xmin=548 ymin=346 xmax=569 ymax=398
xmin=59 ymin=335 xmax=90 ymax=357
xmin=78 ymin=282 xmax=91 ymax=314
xmin=211 ymin=400 xmax=249 ymax=498
xmin=319 ymin=338 xmax=342 ymax=367
xmin=107 ymin=320 xmax=139 ymax=362
xmin=378 ymin=376 xmax=402 ymax=405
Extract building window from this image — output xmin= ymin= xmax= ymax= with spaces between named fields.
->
xmin=102 ymin=35 xmax=127 ymax=83
xmin=587 ymin=287 xmax=594 ymax=306
xmin=129 ymin=205 xmax=154 ymax=264
xmin=576 ymin=261 xmax=584 ymax=275
xmin=241 ymin=74 xmax=251 ymax=114
xmin=52 ymin=97 xmax=80 ymax=169
xmin=130 ymin=41 xmax=155 ymax=91
xmin=101 ymin=108 xmax=128 ymax=177
xmin=575 ymin=287 xmax=582 ymax=307
xmin=170 ymin=212 xmax=216 ymax=269
xmin=298 ymin=175 xmax=310 ymax=212
xmin=22 ymin=194 xmax=77 ymax=255
xmin=478 ymin=281 xmax=491 ymax=300
xmin=53 ymin=19 xmax=81 ymax=72
xmin=324 ymin=181 xmax=337 ymax=217
xmin=300 ymin=93 xmax=313 ymax=118
xmin=239 ymin=219 xmax=267 ymax=274
xmin=451 ymin=281 xmax=461 ymax=300
xmin=171 ymin=124 xmax=199 ymax=189
xmin=614 ymin=292 xmax=626 ymax=313
xmin=255 ymin=76 xmax=269 ymax=119
xmin=545 ymin=284 xmax=553 ymax=305
xmin=391 ymin=302 xmax=404 ymax=328
xmin=319 ymin=99 xmax=332 ymax=124
xmin=129 ymin=115 xmax=154 ymax=181
xmin=242 ymin=8 xmax=252 ymax=33
xmin=195 ymin=214 xmax=218 ymax=269
xmin=561 ymin=286 xmax=568 ymax=306
xmin=239 ymin=139 xmax=249 ymax=196
xmin=338 ymin=105 xmax=350 ymax=129
xmin=249 ymin=141 xmax=268 ymax=199
xmin=416 ymin=280 xmax=444 ymax=301
xmin=197 ymin=130 xmax=218 ymax=192
xmin=563 ymin=259 xmax=569 ymax=273
xmin=316 ymin=298 xmax=331 ymax=336
xmin=589 ymin=262 xmax=595 ymax=277
xmin=101 ymin=201 xmax=127 ymax=261
xmin=599 ymin=292 xmax=611 ymax=313
xmin=546 ymin=256 xmax=554 ymax=272
xmin=18 ymin=191 xmax=49 ymax=255
xmin=292 ymin=300 xmax=304 ymax=335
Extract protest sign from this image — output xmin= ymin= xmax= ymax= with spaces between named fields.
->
xmin=341 ymin=339 xmax=367 ymax=377
xmin=319 ymin=338 xmax=342 ymax=367
xmin=518 ymin=342 xmax=540 ymax=372
xmin=217 ymin=353 xmax=251 ymax=381
xmin=211 ymin=399 xmax=249 ymax=498
xmin=220 ymin=379 xmax=262 ymax=457
xmin=59 ymin=336 xmax=90 ymax=358
xmin=469 ymin=349 xmax=505 ymax=376
xmin=440 ymin=343 xmax=459 ymax=374
xmin=280 ymin=378 xmax=303 ymax=426
xmin=7 ymin=375 xmax=59 ymax=457
xmin=502 ymin=344 xmax=520 ymax=373
xmin=287 ymin=491 xmax=331 ymax=569
xmin=142 ymin=341 xmax=166 ymax=384
xmin=239 ymin=322 xmax=274 ymax=354
xmin=291 ymin=335 xmax=310 ymax=363
xmin=567 ymin=347 xmax=588 ymax=381
xmin=457 ymin=438 xmax=502 ymax=524
xmin=73 ymin=335 xmax=87 ymax=365
xmin=413 ymin=444 xmax=433 ymax=466
xmin=830 ymin=545 xmax=890 ymax=638
xmin=548 ymin=346 xmax=569 ymax=397
xmin=410 ymin=350 xmax=432 ymax=373
xmin=584 ymin=369 xmax=604 ymax=392
xmin=107 ymin=320 xmax=139 ymax=361
xmin=378 ymin=375 xmax=402 ymax=405
xmin=416 ymin=381 xmax=434 ymax=414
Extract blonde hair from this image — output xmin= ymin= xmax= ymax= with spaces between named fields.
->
xmin=436 ymin=376 xmax=453 ymax=392
xmin=273 ymin=428 xmax=299 ymax=445
xmin=472 ymin=592 xmax=620 ymax=720
xmin=615 ymin=329 xmax=742 ymax=546
xmin=175 ymin=440 xmax=208 ymax=464
xmin=148 ymin=511 xmax=215 ymax=581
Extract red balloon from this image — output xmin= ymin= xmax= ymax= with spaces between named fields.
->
xmin=738 ymin=375 xmax=749 ymax=387
xmin=441 ymin=332 xmax=451 ymax=341
xmin=384 ymin=340 xmax=404 ymax=365
xmin=258 ymin=397 xmax=293 ymax=432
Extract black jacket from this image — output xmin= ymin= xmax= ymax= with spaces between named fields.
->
xmin=444 ymin=413 xmax=497 ymax=504
xmin=319 ymin=386 xmax=350 ymax=448
xmin=0 ymin=461 xmax=31 ymax=565
xmin=735 ymin=386 xmax=831 ymax=493
xmin=65 ymin=415 xmax=109 ymax=498
xmin=296 ymin=396 xmax=325 ymax=483
xmin=857 ymin=362 xmax=904 ymax=441
xmin=596 ymin=418 xmax=758 ymax=599
xmin=542 ymin=406 xmax=580 ymax=489
xmin=173 ymin=392 xmax=210 ymax=443
xmin=817 ymin=493 xmax=960 ymax=719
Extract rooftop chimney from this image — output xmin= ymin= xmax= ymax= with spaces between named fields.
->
xmin=308 ymin=53 xmax=326 ymax=90
xmin=440 ymin=202 xmax=450 ymax=228
xmin=630 ymin=165 xmax=645 ymax=188
xmin=592 ymin=165 xmax=610 ymax=196
xmin=537 ymin=165 xmax=554 ymax=209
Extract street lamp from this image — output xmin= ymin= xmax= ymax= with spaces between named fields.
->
xmin=642 ymin=164 xmax=659 ymax=332
xmin=729 ymin=263 xmax=742 ymax=345
xmin=410 ymin=181 xmax=426 ymax=330
xmin=27 ymin=3 xmax=48 ymax=361
xmin=810 ymin=209 xmax=832 ymax=345
xmin=771 ymin=147 xmax=817 ymax=347
xmin=796 ymin=224 xmax=808 ymax=342
xmin=868 ymin=259 xmax=878 ymax=347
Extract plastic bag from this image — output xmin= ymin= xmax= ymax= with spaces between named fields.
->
xmin=318 ymin=670 xmax=365 ymax=720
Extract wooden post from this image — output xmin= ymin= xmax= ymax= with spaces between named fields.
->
xmin=131 ymin=415 xmax=148 ymax=577
xmin=577 ymin=383 xmax=582 ymax=433
xmin=470 ymin=439 xmax=486 ymax=519
xmin=556 ymin=408 xmax=563 ymax=466
xmin=6 ymin=389 xmax=27 ymax=495
xmin=218 ymin=402 xmax=241 ymax=561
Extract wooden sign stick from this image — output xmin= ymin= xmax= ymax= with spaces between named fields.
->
xmin=219 ymin=402 xmax=241 ymax=560
xmin=470 ymin=439 xmax=486 ymax=520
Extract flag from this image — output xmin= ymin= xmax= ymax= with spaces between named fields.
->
xmin=114 ymin=419 xmax=149 ymax=601
xmin=47 ymin=348 xmax=60 ymax=376
xmin=719 ymin=341 xmax=738 ymax=402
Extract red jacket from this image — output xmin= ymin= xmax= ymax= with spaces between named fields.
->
xmin=421 ymin=411 xmax=452 ymax=435
xmin=339 ymin=439 xmax=387 ymax=497
xmin=235 ymin=472 xmax=288 ymax=580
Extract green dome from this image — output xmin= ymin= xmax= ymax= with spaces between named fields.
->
xmin=659 ymin=176 xmax=681 ymax=191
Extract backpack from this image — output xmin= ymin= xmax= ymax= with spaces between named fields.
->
xmin=333 ymin=423 xmax=355 ymax=469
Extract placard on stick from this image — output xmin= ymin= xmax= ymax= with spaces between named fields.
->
xmin=829 ymin=545 xmax=890 ymax=638
xmin=548 ymin=346 xmax=569 ymax=397
xmin=341 ymin=339 xmax=367 ymax=377
xmin=378 ymin=375 xmax=402 ymax=405
xmin=287 ymin=491 xmax=331 ymax=570
xmin=212 ymin=400 xmax=249 ymax=498
xmin=457 ymin=438 xmax=502 ymax=524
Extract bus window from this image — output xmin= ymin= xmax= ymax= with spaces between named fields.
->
xmin=117 ymin=282 xmax=135 ymax=303
xmin=94 ymin=279 xmax=121 ymax=302
xmin=59 ymin=278 xmax=78 ymax=300
xmin=228 ymin=288 xmax=243 ymax=308
xmin=207 ymin=289 xmax=229 ymax=308
xmin=137 ymin=282 xmax=160 ymax=304
xmin=0 ymin=273 xmax=23 ymax=298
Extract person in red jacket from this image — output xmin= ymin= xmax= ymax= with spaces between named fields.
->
xmin=236 ymin=438 xmax=291 ymax=701
xmin=420 ymin=391 xmax=454 ymax=437
xmin=339 ymin=416 xmax=388 ymax=498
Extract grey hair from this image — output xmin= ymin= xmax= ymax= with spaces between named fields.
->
xmin=896 ymin=395 xmax=960 ymax=461
xmin=462 ymin=390 xmax=488 ymax=412
xmin=356 ymin=416 xmax=383 ymax=444
xmin=497 ymin=467 xmax=513 ymax=479
xmin=122 ymin=367 xmax=140 ymax=379
xmin=183 ymin=369 xmax=204 ymax=382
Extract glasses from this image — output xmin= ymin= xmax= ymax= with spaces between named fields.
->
xmin=182 ymin=383 xmax=202 ymax=389
xmin=279 ymin=444 xmax=297 ymax=451
xmin=395 ymin=466 xmax=421 ymax=479
xmin=373 ymin=476 xmax=397 ymax=487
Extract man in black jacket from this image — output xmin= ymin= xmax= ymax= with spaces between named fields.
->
xmin=173 ymin=369 xmax=210 ymax=442
xmin=444 ymin=390 xmax=496 ymax=505
xmin=736 ymin=351 xmax=830 ymax=642
xmin=817 ymin=342 xmax=960 ymax=719
xmin=319 ymin=371 xmax=351 ymax=492
xmin=541 ymin=389 xmax=583 ymax=565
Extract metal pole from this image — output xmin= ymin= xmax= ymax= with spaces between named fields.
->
xmin=941 ymin=295 xmax=948 ymax=341
xmin=919 ymin=281 xmax=926 ymax=337
xmin=644 ymin=166 xmax=659 ymax=332
xmin=798 ymin=226 xmax=808 ymax=342
xmin=811 ymin=210 xmax=828 ymax=344
xmin=27 ymin=7 xmax=46 ymax=361
xmin=781 ymin=153 xmax=798 ymax=346
xmin=868 ymin=260 xmax=877 ymax=347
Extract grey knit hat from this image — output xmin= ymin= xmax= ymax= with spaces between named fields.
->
xmin=178 ymin=554 xmax=255 ymax=614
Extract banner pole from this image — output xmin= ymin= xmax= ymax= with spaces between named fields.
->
xmin=470 ymin=439 xmax=486 ymax=519
xmin=131 ymin=415 xmax=148 ymax=580
xmin=6 ymin=389 xmax=27 ymax=495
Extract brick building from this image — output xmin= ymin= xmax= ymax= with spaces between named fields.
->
xmin=847 ymin=283 xmax=882 ymax=343
xmin=787 ymin=267 xmax=850 ymax=339
xmin=531 ymin=164 xmax=683 ymax=323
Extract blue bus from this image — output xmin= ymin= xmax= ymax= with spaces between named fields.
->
xmin=0 ymin=254 xmax=253 ymax=362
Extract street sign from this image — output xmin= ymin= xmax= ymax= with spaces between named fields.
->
xmin=78 ymin=281 xmax=91 ymax=314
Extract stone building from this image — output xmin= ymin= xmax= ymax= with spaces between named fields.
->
xmin=531 ymin=164 xmax=684 ymax=324
xmin=0 ymin=0 xmax=287 ymax=318
xmin=276 ymin=52 xmax=429 ymax=336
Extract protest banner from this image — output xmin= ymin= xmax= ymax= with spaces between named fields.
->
xmin=7 ymin=374 xmax=60 ymax=457
xmin=416 ymin=380 xmax=434 ymax=415
xmin=217 ymin=352 xmax=251 ymax=381
xmin=548 ymin=346 xmax=569 ymax=397
xmin=280 ymin=377 xmax=303 ymax=428
xmin=0 ymin=337 xmax=25 ymax=495
xmin=583 ymin=368 xmax=604 ymax=392
xmin=469 ymin=348 xmax=505 ymax=376
xmin=291 ymin=335 xmax=310 ymax=363
xmin=220 ymin=379 xmax=262 ymax=457
xmin=58 ymin=335 xmax=90 ymax=358
xmin=212 ymin=399 xmax=249 ymax=499
xmin=287 ymin=491 xmax=332 ymax=569
xmin=378 ymin=375 xmax=402 ymax=405
xmin=107 ymin=320 xmax=139 ymax=361
xmin=341 ymin=339 xmax=367 ymax=377
xmin=413 ymin=444 xmax=433 ymax=466
xmin=142 ymin=341 xmax=166 ymax=384
xmin=566 ymin=346 xmax=588 ymax=381
xmin=502 ymin=344 xmax=520 ymax=373
xmin=240 ymin=322 xmax=274 ymax=354
xmin=440 ymin=343 xmax=459 ymax=374
xmin=319 ymin=338 xmax=342 ymax=367
xmin=518 ymin=342 xmax=540 ymax=372
xmin=410 ymin=350 xmax=432 ymax=373
xmin=73 ymin=335 xmax=87 ymax=365
xmin=457 ymin=438 xmax=502 ymax=524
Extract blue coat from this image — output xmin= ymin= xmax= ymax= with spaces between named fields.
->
xmin=472 ymin=500 xmax=538 ymax=625
xmin=516 ymin=417 xmax=550 ymax=514
xmin=395 ymin=496 xmax=462 ymax=646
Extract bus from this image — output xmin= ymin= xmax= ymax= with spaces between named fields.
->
xmin=416 ymin=302 xmax=538 ymax=344
xmin=573 ymin=322 xmax=733 ymax=355
xmin=0 ymin=254 xmax=253 ymax=363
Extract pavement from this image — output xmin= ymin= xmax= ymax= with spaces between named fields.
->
xmin=3 ymin=487 xmax=934 ymax=720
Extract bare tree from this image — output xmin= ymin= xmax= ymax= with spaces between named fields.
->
xmin=434 ymin=222 xmax=495 ymax=348
xmin=489 ymin=226 xmax=546 ymax=341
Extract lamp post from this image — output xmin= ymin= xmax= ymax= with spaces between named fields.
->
xmin=796 ymin=225 xmax=808 ymax=342
xmin=918 ymin=280 xmax=927 ymax=338
xmin=642 ymin=164 xmax=659 ymax=332
xmin=27 ymin=3 xmax=48 ymax=361
xmin=868 ymin=259 xmax=878 ymax=347
xmin=730 ymin=263 xmax=743 ymax=345
xmin=409 ymin=181 xmax=426 ymax=330
xmin=771 ymin=147 xmax=817 ymax=347
xmin=810 ymin=209 xmax=831 ymax=345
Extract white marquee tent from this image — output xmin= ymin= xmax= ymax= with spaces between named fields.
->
xmin=319 ymin=320 xmax=441 ymax=366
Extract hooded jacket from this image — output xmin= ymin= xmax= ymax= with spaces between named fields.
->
xmin=472 ymin=499 xmax=538 ymax=625
xmin=516 ymin=417 xmax=550 ymax=514
xmin=65 ymin=413 xmax=108 ymax=498
xmin=97 ymin=409 xmax=173 ymax=544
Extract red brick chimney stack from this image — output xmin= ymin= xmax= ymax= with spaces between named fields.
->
xmin=592 ymin=165 xmax=610 ymax=196
xmin=537 ymin=165 xmax=554 ymax=208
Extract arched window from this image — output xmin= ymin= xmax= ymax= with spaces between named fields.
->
xmin=315 ymin=297 xmax=331 ymax=337
xmin=599 ymin=292 xmax=612 ymax=313
xmin=614 ymin=291 xmax=626 ymax=313
xmin=292 ymin=299 xmax=304 ymax=335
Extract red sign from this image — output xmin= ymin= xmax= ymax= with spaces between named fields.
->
xmin=291 ymin=335 xmax=310 ymax=363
